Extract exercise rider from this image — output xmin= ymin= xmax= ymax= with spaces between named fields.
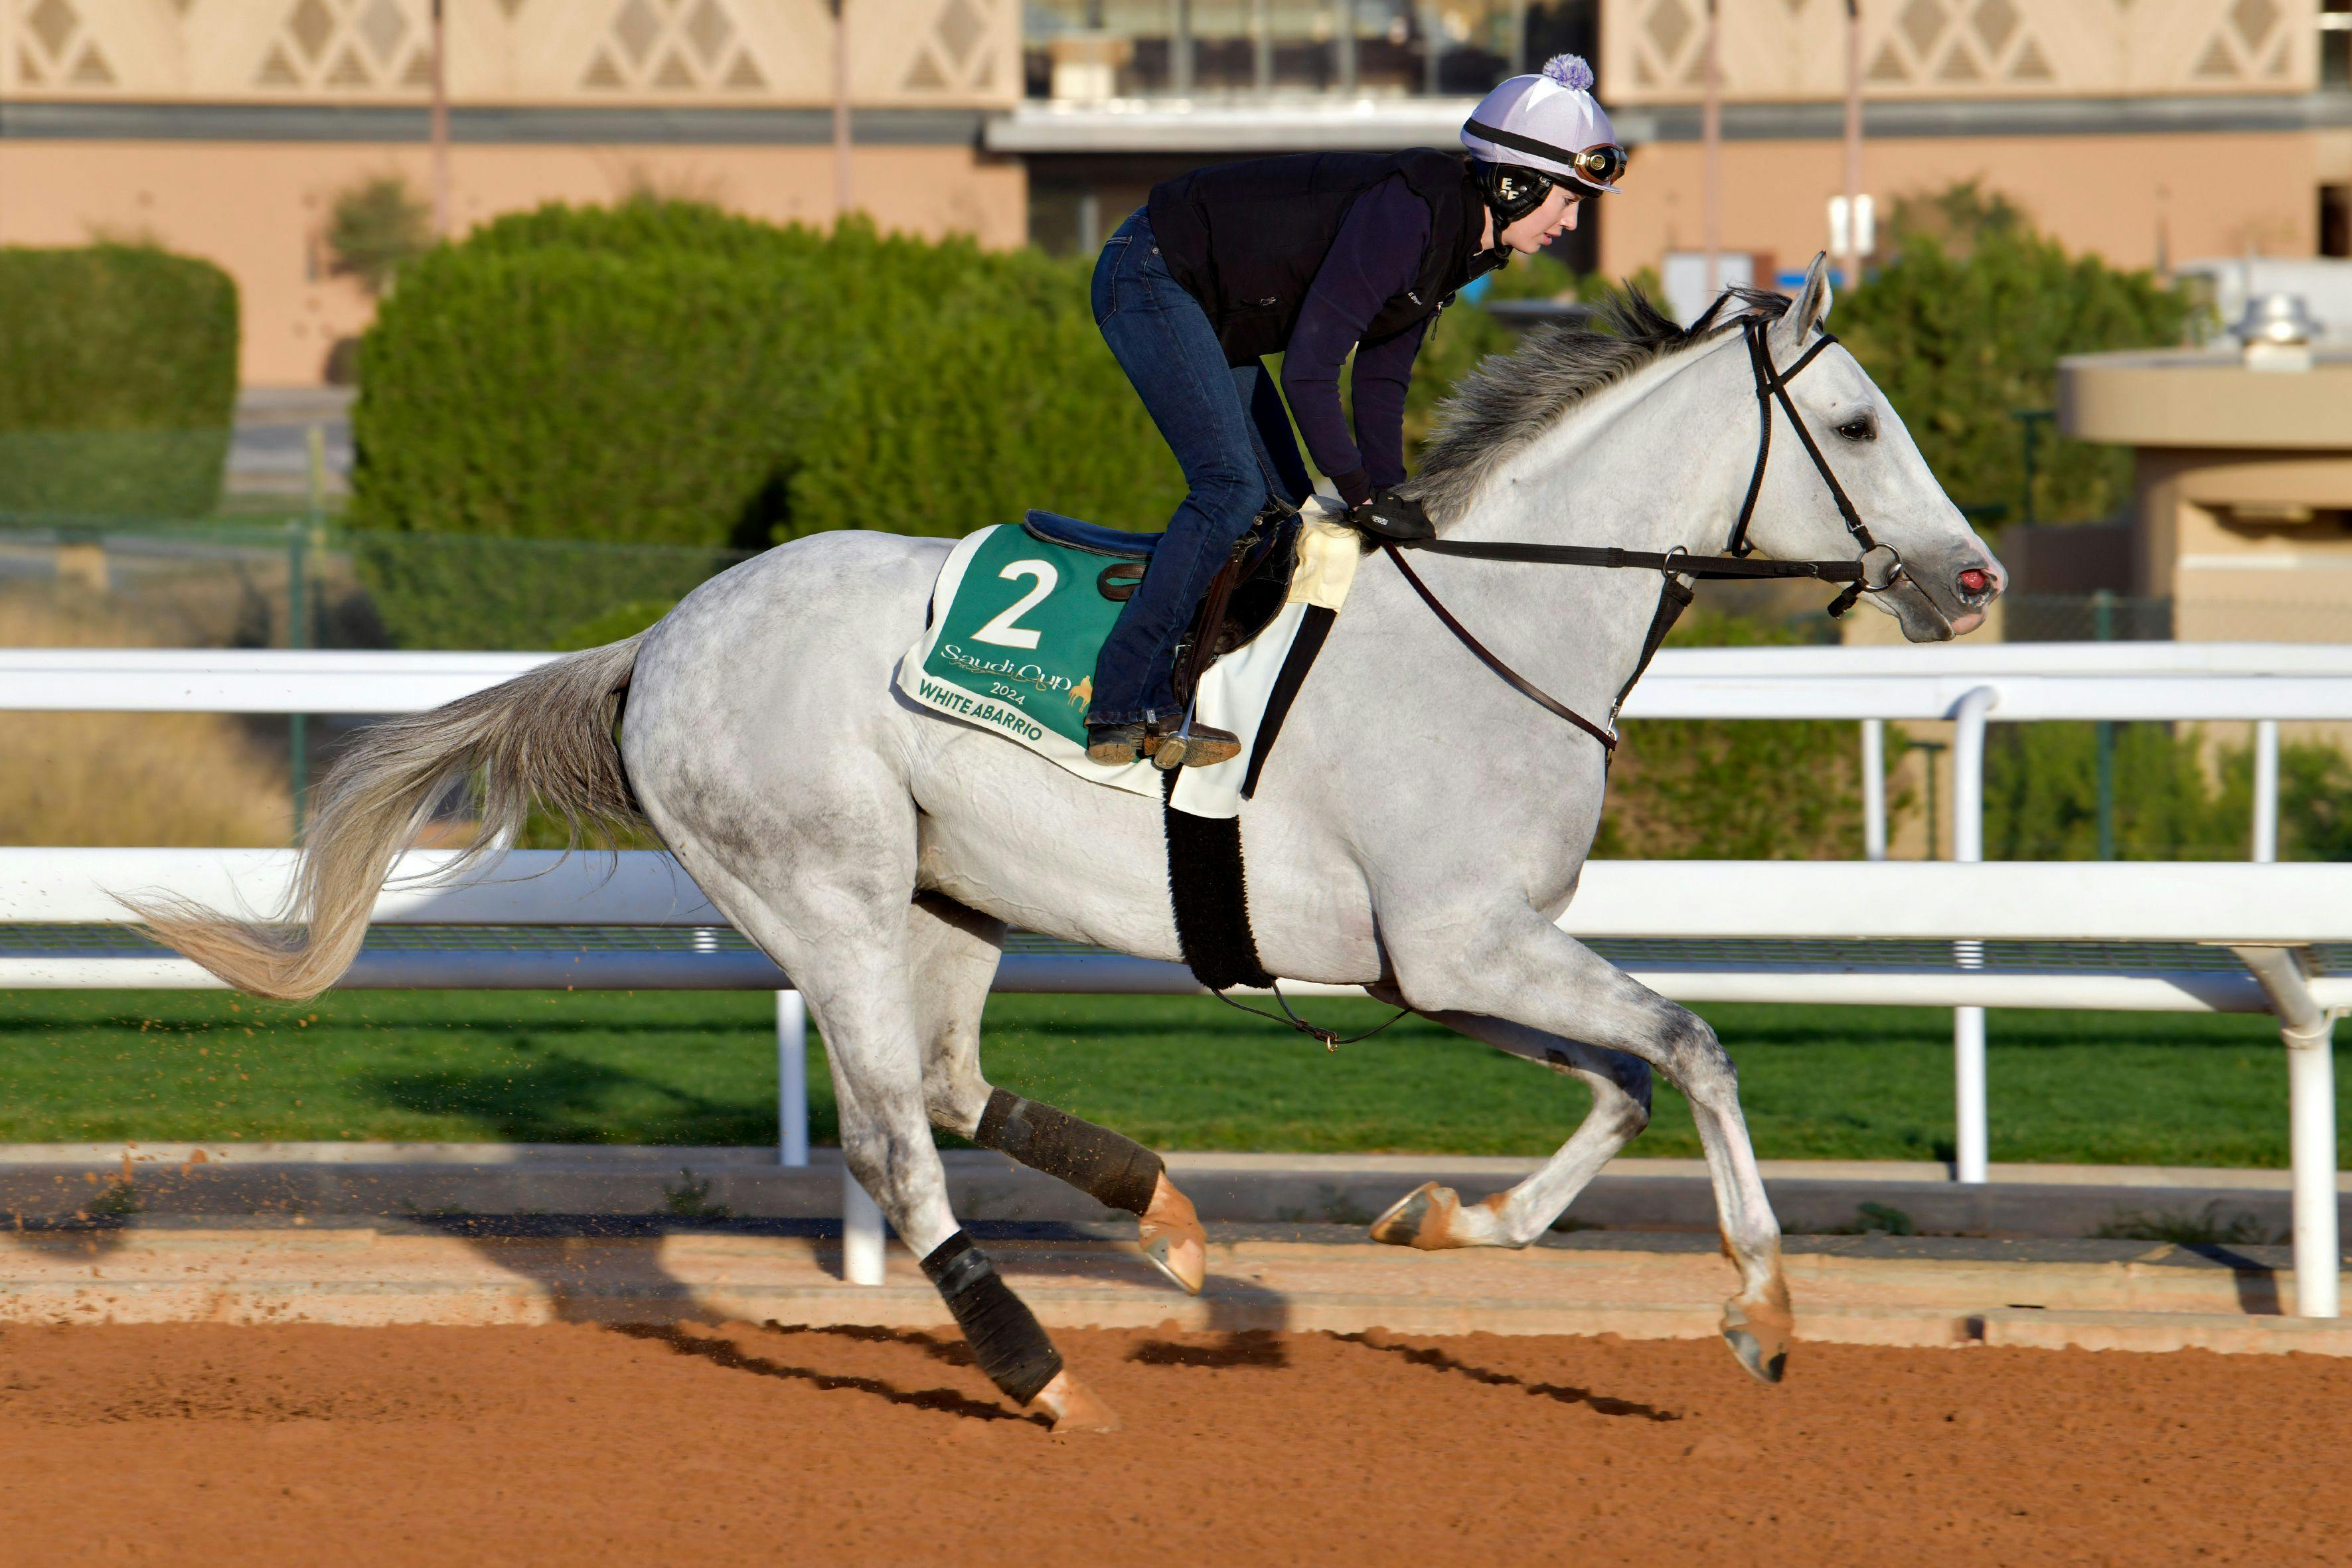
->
xmin=1083 ymin=53 xmax=1628 ymax=770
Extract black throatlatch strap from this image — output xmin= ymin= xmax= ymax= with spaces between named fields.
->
xmin=920 ymin=1231 xmax=1063 ymax=1406
xmin=973 ymin=1087 xmax=1164 ymax=1215
xmin=1162 ymin=770 xmax=1276 ymax=991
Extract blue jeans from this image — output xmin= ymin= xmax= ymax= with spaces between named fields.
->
xmin=1086 ymin=208 xmax=1312 ymax=729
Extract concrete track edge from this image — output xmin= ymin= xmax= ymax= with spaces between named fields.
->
xmin=3 ymin=1225 xmax=2346 ymax=1358
xmin=5 ymin=1145 xmax=2345 ymax=1245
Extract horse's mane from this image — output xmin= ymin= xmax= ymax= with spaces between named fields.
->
xmin=1401 ymin=285 xmax=1793 ymax=524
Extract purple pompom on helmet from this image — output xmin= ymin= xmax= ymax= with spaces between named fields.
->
xmin=1542 ymin=53 xmax=1595 ymax=92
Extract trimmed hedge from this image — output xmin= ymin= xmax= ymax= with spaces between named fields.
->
xmin=786 ymin=248 xmax=1181 ymax=536
xmin=351 ymin=201 xmax=1059 ymax=547
xmin=349 ymin=199 xmax=1180 ymax=644
xmin=1838 ymin=210 xmax=2193 ymax=523
xmin=349 ymin=532 xmax=746 ymax=653
xmin=0 ymin=245 xmax=238 ymax=517
xmin=1597 ymin=607 xmax=1863 ymax=860
xmin=352 ymin=244 xmax=815 ymax=548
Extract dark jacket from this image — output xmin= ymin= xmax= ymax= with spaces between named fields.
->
xmin=1146 ymin=149 xmax=1495 ymax=503
xmin=1146 ymin=149 xmax=1490 ymax=368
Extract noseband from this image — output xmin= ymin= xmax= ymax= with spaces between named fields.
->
xmin=1387 ymin=313 xmax=1905 ymax=751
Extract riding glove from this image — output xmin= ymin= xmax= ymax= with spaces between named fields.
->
xmin=1349 ymin=488 xmax=1436 ymax=542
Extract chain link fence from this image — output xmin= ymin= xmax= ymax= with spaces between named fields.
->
xmin=0 ymin=516 xmax=753 ymax=654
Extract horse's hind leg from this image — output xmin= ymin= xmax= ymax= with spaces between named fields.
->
xmin=909 ymin=893 xmax=1207 ymax=1294
xmin=677 ymin=860 xmax=1117 ymax=1433
xmin=1370 ymin=1016 xmax=1650 ymax=1250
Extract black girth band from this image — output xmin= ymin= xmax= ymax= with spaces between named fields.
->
xmin=1162 ymin=771 xmax=1275 ymax=991
xmin=973 ymin=1087 xmax=1165 ymax=1216
xmin=920 ymin=1231 xmax=1063 ymax=1406
xmin=1161 ymin=626 xmax=1406 ymax=1049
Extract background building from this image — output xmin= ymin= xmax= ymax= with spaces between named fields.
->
xmin=0 ymin=0 xmax=1025 ymax=384
xmin=1598 ymin=0 xmax=2348 ymax=289
xmin=5 ymin=1 xmax=2347 ymax=385
xmin=1006 ymin=0 xmax=2351 ymax=286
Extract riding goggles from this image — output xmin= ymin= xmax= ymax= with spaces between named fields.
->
xmin=1565 ymin=144 xmax=1629 ymax=188
xmin=1463 ymin=119 xmax=1629 ymax=193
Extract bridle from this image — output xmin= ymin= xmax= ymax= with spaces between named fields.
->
xmin=1384 ymin=313 xmax=1907 ymax=753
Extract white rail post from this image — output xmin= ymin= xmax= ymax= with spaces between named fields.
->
xmin=2231 ymin=945 xmax=2340 ymax=1319
xmin=1861 ymin=718 xmax=1887 ymax=861
xmin=1951 ymin=686 xmax=1997 ymax=1185
xmin=776 ymin=990 xmax=809 ymax=1166
xmin=843 ymin=1163 xmax=887 ymax=1285
xmin=2286 ymin=1029 xmax=2341 ymax=1318
xmin=2254 ymin=718 xmax=2280 ymax=864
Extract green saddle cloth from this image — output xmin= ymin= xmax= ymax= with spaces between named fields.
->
xmin=903 ymin=521 xmax=1130 ymax=753
xmin=897 ymin=516 xmax=1358 ymax=817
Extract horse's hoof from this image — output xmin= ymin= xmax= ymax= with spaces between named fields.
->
xmin=1033 ymin=1370 xmax=1122 ymax=1435
xmin=1720 ymin=1301 xmax=1790 ymax=1385
xmin=1138 ymin=1172 xmax=1206 ymax=1295
xmin=1370 ymin=1182 xmax=1466 ymax=1250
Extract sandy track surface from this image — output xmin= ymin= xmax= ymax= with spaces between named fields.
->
xmin=5 ymin=1322 xmax=2347 ymax=1565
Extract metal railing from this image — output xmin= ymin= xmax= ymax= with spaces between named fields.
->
xmin=3 ymin=645 xmax=2347 ymax=1311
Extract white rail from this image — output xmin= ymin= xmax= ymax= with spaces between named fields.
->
xmin=1 ymin=647 xmax=2343 ymax=1312
xmin=13 ymin=848 xmax=2352 ymax=942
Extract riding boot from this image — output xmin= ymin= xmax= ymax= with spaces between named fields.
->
xmin=1087 ymin=718 xmax=1242 ymax=770
xmin=1151 ymin=722 xmax=1241 ymax=771
xmin=1087 ymin=721 xmax=1152 ymax=765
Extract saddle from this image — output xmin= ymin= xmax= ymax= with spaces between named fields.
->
xmin=1021 ymin=506 xmax=1301 ymax=705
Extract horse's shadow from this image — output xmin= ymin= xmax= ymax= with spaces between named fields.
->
xmin=412 ymin=1212 xmax=1293 ymax=1425
xmin=607 ymin=1319 xmax=1046 ymax=1425
xmin=1333 ymin=1329 xmax=1682 ymax=1422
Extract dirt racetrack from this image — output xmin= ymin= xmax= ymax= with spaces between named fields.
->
xmin=4 ymin=1322 xmax=2346 ymax=1566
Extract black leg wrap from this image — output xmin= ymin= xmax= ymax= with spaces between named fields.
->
xmin=973 ymin=1087 xmax=1165 ymax=1216
xmin=920 ymin=1231 xmax=1063 ymax=1406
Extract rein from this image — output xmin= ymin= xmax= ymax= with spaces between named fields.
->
xmin=1389 ymin=316 xmax=1903 ymax=751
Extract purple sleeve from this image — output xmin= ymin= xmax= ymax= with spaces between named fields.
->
xmin=1349 ymin=316 xmax=1431 ymax=492
xmin=1279 ymin=177 xmax=1432 ymax=509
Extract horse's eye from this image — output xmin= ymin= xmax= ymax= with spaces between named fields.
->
xmin=1836 ymin=414 xmax=1877 ymax=442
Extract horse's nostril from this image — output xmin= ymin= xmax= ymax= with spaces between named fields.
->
xmin=1958 ymin=568 xmax=1991 ymax=597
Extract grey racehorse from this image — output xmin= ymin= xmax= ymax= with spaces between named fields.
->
xmin=141 ymin=258 xmax=2002 ymax=1431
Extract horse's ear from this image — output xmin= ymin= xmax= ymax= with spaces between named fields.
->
xmin=1772 ymin=252 xmax=1834 ymax=354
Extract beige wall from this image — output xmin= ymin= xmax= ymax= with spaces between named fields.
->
xmin=1 ymin=0 xmax=1025 ymax=385
xmin=1601 ymin=0 xmax=2317 ymax=104
xmin=0 ymin=140 xmax=1026 ymax=386
xmin=1599 ymin=130 xmax=2319 ymax=281
xmin=4 ymin=0 xmax=1017 ymax=111
xmin=2133 ymin=447 xmax=2352 ymax=643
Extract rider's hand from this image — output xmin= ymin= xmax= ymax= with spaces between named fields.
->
xmin=1348 ymin=488 xmax=1435 ymax=542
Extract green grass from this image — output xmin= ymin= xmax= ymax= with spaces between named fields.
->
xmin=0 ymin=990 xmax=2340 ymax=1167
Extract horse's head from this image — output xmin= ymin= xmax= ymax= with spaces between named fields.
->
xmin=1733 ymin=254 xmax=2006 ymax=641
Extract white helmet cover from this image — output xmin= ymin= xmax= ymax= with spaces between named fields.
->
xmin=1461 ymin=54 xmax=1621 ymax=195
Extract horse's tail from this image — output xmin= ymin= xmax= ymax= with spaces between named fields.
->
xmin=131 ymin=637 xmax=648 ymax=1002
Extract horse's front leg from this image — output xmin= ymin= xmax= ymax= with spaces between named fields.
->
xmin=1385 ymin=904 xmax=1793 ymax=1384
xmin=1367 ymin=1018 xmax=1651 ymax=1249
